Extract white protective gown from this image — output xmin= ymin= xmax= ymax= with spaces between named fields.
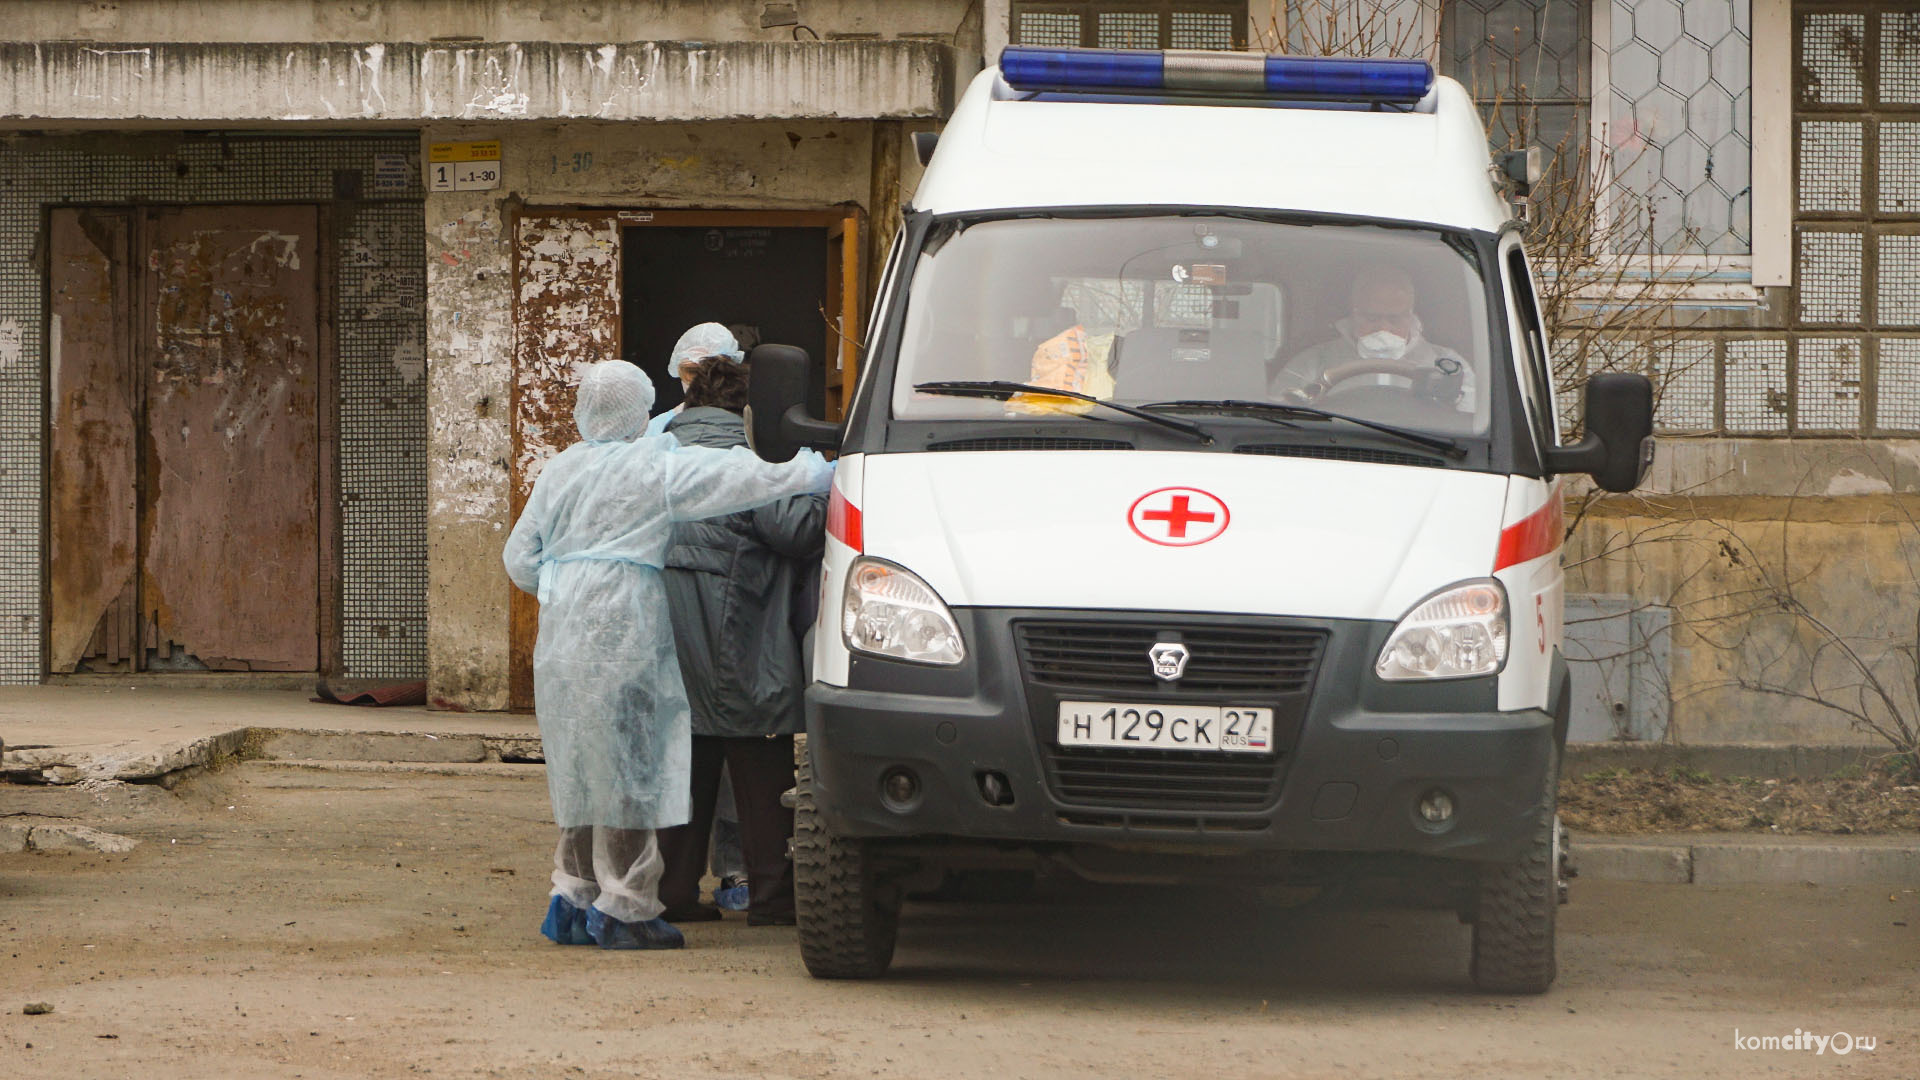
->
xmin=503 ymin=361 xmax=833 ymax=831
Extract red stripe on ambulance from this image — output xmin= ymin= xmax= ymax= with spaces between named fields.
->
xmin=828 ymin=485 xmax=863 ymax=552
xmin=1493 ymin=486 xmax=1563 ymax=571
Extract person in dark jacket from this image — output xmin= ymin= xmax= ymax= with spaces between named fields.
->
xmin=656 ymin=358 xmax=827 ymax=926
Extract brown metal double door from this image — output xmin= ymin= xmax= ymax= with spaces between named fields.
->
xmin=48 ymin=205 xmax=322 ymax=673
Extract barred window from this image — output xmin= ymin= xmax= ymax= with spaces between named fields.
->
xmin=1010 ymin=2 xmax=1247 ymax=51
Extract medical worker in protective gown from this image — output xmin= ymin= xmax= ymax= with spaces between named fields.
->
xmin=503 ymin=359 xmax=833 ymax=950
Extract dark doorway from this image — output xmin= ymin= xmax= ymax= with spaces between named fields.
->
xmin=621 ymin=225 xmax=832 ymax=419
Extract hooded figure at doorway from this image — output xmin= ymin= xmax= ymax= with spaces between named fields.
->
xmin=644 ymin=322 xmax=747 ymax=437
xmin=503 ymin=359 xmax=833 ymax=950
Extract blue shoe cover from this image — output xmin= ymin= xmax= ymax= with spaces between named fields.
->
xmin=714 ymin=883 xmax=750 ymax=912
xmin=540 ymin=895 xmax=594 ymax=945
xmin=586 ymin=907 xmax=685 ymax=951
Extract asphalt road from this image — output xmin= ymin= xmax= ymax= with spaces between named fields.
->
xmin=2 ymin=766 xmax=1914 ymax=1079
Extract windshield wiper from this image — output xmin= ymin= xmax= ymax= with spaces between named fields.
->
xmin=1142 ymin=399 xmax=1466 ymax=459
xmin=913 ymin=381 xmax=1214 ymax=444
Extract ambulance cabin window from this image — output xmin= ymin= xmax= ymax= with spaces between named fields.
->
xmin=890 ymin=216 xmax=1492 ymax=438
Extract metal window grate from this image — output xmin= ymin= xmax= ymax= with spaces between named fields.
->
xmin=1723 ymin=339 xmax=1791 ymax=432
xmin=1878 ymin=234 xmax=1920 ymax=325
xmin=1015 ymin=11 xmax=1083 ymax=46
xmin=1097 ymin=11 xmax=1160 ymax=49
xmin=1880 ymin=122 xmax=1920 ymax=214
xmin=1796 ymin=337 xmax=1865 ymax=429
xmin=1010 ymin=2 xmax=1246 ymax=51
xmin=1880 ymin=11 xmax=1920 ymax=105
xmin=1876 ymin=339 xmax=1920 ymax=429
xmin=1651 ymin=341 xmax=1716 ymax=430
xmin=1800 ymin=12 xmax=1869 ymax=106
xmin=1798 ymin=120 xmax=1864 ymax=214
xmin=1169 ymin=10 xmax=1235 ymax=50
xmin=1797 ymin=230 xmax=1865 ymax=323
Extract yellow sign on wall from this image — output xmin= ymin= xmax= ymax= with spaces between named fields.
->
xmin=428 ymin=141 xmax=501 ymax=164
xmin=427 ymin=141 xmax=502 ymax=192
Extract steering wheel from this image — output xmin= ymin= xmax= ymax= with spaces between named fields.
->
xmin=1311 ymin=358 xmax=1463 ymax=405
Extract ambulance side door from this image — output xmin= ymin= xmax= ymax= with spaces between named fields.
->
xmin=1493 ymin=236 xmax=1566 ymax=714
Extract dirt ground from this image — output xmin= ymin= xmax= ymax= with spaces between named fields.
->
xmin=1562 ymin=764 xmax=1920 ymax=835
xmin=3 ymin=764 xmax=1917 ymax=1080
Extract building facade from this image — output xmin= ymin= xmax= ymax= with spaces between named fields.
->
xmin=1 ymin=1 xmax=1911 ymax=747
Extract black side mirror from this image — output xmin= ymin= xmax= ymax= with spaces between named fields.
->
xmin=911 ymin=130 xmax=939 ymax=166
xmin=746 ymin=344 xmax=842 ymax=463
xmin=1542 ymin=372 xmax=1654 ymax=493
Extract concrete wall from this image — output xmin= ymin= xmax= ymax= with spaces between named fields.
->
xmin=422 ymin=118 xmax=878 ymax=709
xmin=3 ymin=1 xmax=981 ymax=47
xmin=1569 ymin=438 xmax=1920 ymax=746
xmin=0 ymin=40 xmax=953 ymax=125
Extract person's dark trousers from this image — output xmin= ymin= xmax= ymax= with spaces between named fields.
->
xmin=658 ymin=733 xmax=797 ymax=924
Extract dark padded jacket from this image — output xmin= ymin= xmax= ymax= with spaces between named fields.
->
xmin=662 ymin=407 xmax=827 ymax=737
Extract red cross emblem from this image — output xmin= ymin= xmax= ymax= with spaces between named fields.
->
xmin=1128 ymin=487 xmax=1230 ymax=547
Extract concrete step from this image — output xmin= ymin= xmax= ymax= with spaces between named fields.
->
xmin=1574 ymin=834 xmax=1920 ymax=886
xmin=255 ymin=759 xmax=547 ymax=778
xmin=251 ymin=729 xmax=542 ymax=765
xmin=1566 ymin=742 xmax=1890 ymax=780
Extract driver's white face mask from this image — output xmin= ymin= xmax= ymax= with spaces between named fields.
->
xmin=1356 ymin=329 xmax=1411 ymax=361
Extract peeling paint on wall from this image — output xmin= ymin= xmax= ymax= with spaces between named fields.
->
xmin=511 ymin=215 xmax=620 ymax=492
xmin=425 ymin=205 xmax=513 ymax=525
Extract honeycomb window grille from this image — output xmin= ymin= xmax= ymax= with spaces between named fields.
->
xmin=1605 ymin=0 xmax=1755 ymax=256
xmin=1792 ymin=2 xmax=1920 ymax=435
xmin=1440 ymin=0 xmax=1592 ymax=239
xmin=1009 ymin=2 xmax=1246 ymax=51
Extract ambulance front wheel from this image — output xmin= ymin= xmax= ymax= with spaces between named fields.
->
xmin=794 ymin=743 xmax=902 ymax=979
xmin=1468 ymin=749 xmax=1560 ymax=995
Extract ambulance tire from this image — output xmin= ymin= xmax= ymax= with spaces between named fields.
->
xmin=1469 ymin=751 xmax=1559 ymax=995
xmin=794 ymin=743 xmax=901 ymax=979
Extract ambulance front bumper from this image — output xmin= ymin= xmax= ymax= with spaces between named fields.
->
xmin=805 ymin=608 xmax=1563 ymax=865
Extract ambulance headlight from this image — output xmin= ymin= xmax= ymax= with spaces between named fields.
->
xmin=1375 ymin=580 xmax=1508 ymax=681
xmin=843 ymin=557 xmax=966 ymax=666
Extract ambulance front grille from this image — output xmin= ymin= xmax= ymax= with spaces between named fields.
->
xmin=1014 ymin=621 xmax=1325 ymax=695
xmin=1045 ymin=747 xmax=1282 ymax=812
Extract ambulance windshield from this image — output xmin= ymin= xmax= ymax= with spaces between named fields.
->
xmin=890 ymin=215 xmax=1494 ymax=439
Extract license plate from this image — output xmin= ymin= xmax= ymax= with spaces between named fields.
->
xmin=1057 ymin=701 xmax=1274 ymax=753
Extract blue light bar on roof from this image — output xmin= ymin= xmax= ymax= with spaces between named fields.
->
xmin=999 ymin=46 xmax=1434 ymax=105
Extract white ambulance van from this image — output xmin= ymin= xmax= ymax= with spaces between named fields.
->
xmin=747 ymin=45 xmax=1653 ymax=993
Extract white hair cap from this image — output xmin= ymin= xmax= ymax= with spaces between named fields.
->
xmin=668 ymin=322 xmax=746 ymax=378
xmin=574 ymin=360 xmax=657 ymax=443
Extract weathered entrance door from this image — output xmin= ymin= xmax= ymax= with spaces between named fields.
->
xmin=505 ymin=209 xmax=863 ymax=710
xmin=48 ymin=205 xmax=323 ymax=673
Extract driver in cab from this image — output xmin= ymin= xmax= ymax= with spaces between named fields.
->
xmin=1270 ymin=265 xmax=1473 ymax=410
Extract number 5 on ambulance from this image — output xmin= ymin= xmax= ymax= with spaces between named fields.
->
xmin=745 ymin=44 xmax=1655 ymax=993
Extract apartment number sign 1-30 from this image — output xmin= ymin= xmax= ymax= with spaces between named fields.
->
xmin=428 ymin=141 xmax=502 ymax=192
